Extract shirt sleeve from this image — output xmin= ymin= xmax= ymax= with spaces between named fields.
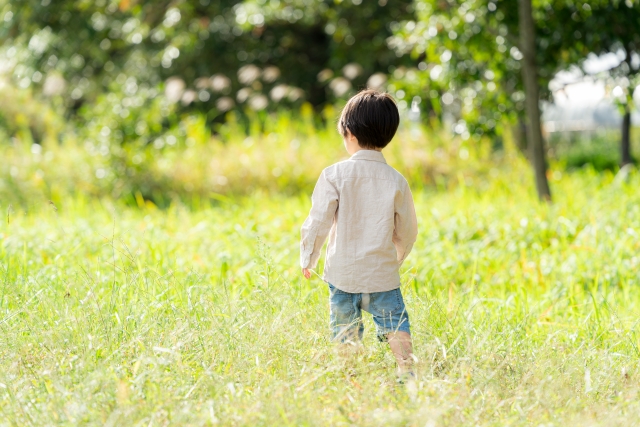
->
xmin=300 ymin=169 xmax=339 ymax=269
xmin=392 ymin=183 xmax=418 ymax=265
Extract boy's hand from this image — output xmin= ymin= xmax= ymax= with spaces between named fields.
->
xmin=302 ymin=268 xmax=311 ymax=279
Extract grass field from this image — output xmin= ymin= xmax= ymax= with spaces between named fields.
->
xmin=2 ymin=151 xmax=640 ymax=426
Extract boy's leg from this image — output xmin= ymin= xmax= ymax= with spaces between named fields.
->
xmin=328 ymin=283 xmax=363 ymax=344
xmin=366 ymin=288 xmax=414 ymax=375
xmin=386 ymin=331 xmax=414 ymax=374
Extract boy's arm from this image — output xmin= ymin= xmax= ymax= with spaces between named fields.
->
xmin=300 ymin=170 xmax=339 ymax=270
xmin=392 ymin=184 xmax=418 ymax=265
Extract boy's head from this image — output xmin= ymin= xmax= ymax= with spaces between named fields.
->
xmin=338 ymin=89 xmax=400 ymax=150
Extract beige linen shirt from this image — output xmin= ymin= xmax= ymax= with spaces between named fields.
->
xmin=300 ymin=150 xmax=418 ymax=293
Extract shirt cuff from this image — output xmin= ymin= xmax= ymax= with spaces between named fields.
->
xmin=300 ymin=253 xmax=311 ymax=269
xmin=300 ymin=228 xmax=317 ymax=269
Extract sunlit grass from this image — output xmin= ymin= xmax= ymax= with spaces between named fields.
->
xmin=2 ymin=164 xmax=640 ymax=425
xmin=0 ymin=106 xmax=501 ymax=209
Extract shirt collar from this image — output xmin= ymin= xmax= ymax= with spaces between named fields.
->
xmin=350 ymin=150 xmax=387 ymax=164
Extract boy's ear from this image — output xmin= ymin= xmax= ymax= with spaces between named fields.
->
xmin=346 ymin=129 xmax=357 ymax=141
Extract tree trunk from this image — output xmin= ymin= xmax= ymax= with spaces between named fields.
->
xmin=621 ymin=45 xmax=634 ymax=168
xmin=512 ymin=115 xmax=528 ymax=158
xmin=621 ymin=107 xmax=632 ymax=167
xmin=518 ymin=0 xmax=551 ymax=202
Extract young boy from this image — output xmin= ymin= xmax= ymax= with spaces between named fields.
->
xmin=300 ymin=89 xmax=418 ymax=377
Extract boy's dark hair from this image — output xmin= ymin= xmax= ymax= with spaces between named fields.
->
xmin=338 ymin=89 xmax=400 ymax=149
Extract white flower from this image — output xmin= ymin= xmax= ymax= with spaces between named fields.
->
xmin=367 ymin=73 xmax=387 ymax=90
xmin=248 ymin=94 xmax=268 ymax=110
xmin=238 ymin=65 xmax=261 ymax=85
xmin=329 ymin=77 xmax=351 ymax=97
xmin=342 ymin=63 xmax=363 ymax=80
xmin=164 ymin=77 xmax=185 ymax=103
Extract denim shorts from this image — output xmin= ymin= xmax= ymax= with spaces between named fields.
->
xmin=328 ymin=283 xmax=411 ymax=342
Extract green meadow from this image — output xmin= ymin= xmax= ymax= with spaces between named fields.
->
xmin=2 ymin=123 xmax=640 ymax=426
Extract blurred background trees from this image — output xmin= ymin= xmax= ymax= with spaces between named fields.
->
xmin=1 ymin=0 xmax=640 ymax=203
xmin=2 ymin=0 xmax=414 ymax=129
xmin=571 ymin=2 xmax=640 ymax=167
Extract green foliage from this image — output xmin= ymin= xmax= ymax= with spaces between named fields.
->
xmin=568 ymin=1 xmax=640 ymax=114
xmin=389 ymin=0 xmax=640 ymax=140
xmin=0 ymin=109 xmax=500 ymax=209
xmin=390 ymin=0 xmax=521 ymax=139
xmin=3 ymin=0 xmax=640 ymax=160
xmin=1 ymin=0 xmax=415 ymax=137
xmin=549 ymin=129 xmax=640 ymax=171
xmin=0 ymin=82 xmax=65 ymax=145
